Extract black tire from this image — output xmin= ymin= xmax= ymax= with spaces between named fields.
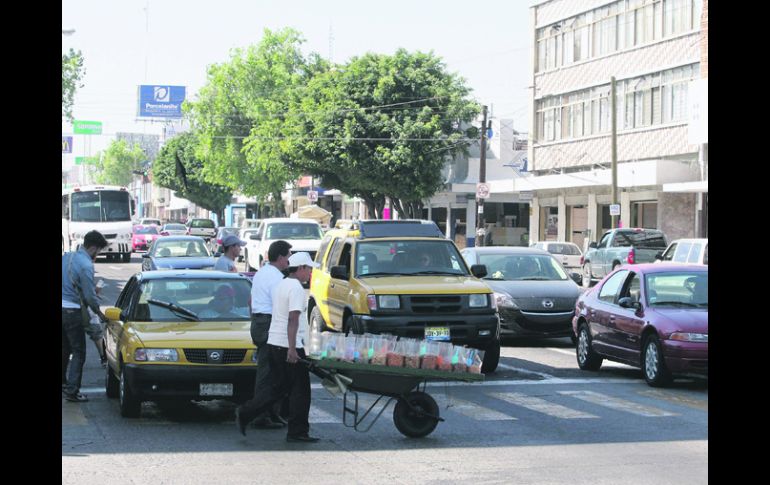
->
xmin=481 ymin=339 xmax=500 ymax=374
xmin=119 ymin=364 xmax=141 ymax=418
xmin=309 ymin=306 xmax=326 ymax=334
xmin=121 ymin=252 xmax=131 ymax=263
xmin=576 ymin=323 xmax=603 ymax=371
xmin=582 ymin=263 xmax=593 ymax=288
xmin=393 ymin=391 xmax=440 ymax=438
xmin=642 ymin=334 xmax=672 ymax=387
xmin=570 ymin=333 xmax=578 ymax=346
xmin=106 ymin=362 xmax=119 ymax=399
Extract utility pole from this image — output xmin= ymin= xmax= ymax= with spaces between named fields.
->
xmin=610 ymin=77 xmax=618 ymax=229
xmin=475 ymin=105 xmax=489 ymax=247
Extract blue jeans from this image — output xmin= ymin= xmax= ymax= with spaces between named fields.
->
xmin=62 ymin=308 xmax=86 ymax=395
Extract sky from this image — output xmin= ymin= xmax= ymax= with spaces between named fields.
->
xmin=62 ymin=0 xmax=532 ymax=165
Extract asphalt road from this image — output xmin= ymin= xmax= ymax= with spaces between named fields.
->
xmin=62 ymin=254 xmax=708 ymax=485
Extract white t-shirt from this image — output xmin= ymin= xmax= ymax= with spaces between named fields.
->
xmin=267 ymin=277 xmax=308 ymax=349
xmin=250 ymin=264 xmax=285 ymax=314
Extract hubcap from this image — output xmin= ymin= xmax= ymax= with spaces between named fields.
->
xmin=578 ymin=329 xmax=588 ymax=363
xmin=645 ymin=342 xmax=659 ymax=379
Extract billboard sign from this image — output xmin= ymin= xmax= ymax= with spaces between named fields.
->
xmin=73 ymin=120 xmax=102 ymax=134
xmin=138 ymin=85 xmax=186 ymax=118
xmin=62 ymin=136 xmax=73 ymax=153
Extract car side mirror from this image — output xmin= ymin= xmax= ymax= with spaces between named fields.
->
xmin=589 ymin=242 xmax=598 ymax=249
xmin=655 ymin=252 xmax=663 ymax=261
xmin=330 ymin=265 xmax=349 ymax=280
xmin=104 ymin=307 xmax=122 ymax=321
xmin=570 ymin=272 xmax=583 ymax=285
xmin=618 ymin=297 xmax=642 ymax=311
xmin=250 ymin=234 xmax=260 ymax=240
xmin=471 ymin=264 xmax=488 ymax=278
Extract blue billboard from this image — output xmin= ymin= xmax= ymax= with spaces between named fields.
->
xmin=137 ymin=85 xmax=186 ymax=118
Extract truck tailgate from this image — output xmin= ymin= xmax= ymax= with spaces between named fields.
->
xmin=634 ymin=248 xmax=664 ymax=263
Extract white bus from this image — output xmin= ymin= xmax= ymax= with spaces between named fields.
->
xmin=62 ymin=185 xmax=136 ymax=262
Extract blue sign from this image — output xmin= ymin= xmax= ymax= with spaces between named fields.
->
xmin=62 ymin=136 xmax=73 ymax=154
xmin=138 ymin=85 xmax=186 ymax=118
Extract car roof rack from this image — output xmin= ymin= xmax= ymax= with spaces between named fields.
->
xmin=356 ymin=219 xmax=444 ymax=239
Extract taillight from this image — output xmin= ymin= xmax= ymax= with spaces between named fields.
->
xmin=217 ymin=239 xmax=222 ymax=244
xmin=579 ymin=255 xmax=585 ymax=265
xmin=627 ymin=248 xmax=635 ymax=264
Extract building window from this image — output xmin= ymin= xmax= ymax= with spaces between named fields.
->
xmin=631 ymin=201 xmax=658 ymax=229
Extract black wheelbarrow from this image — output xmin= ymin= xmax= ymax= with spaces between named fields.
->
xmin=303 ymin=357 xmax=484 ymax=438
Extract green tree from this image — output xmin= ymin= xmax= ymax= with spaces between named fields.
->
xmin=93 ymin=140 xmax=146 ymax=187
xmin=153 ymin=132 xmax=233 ymax=223
xmin=285 ymin=49 xmax=479 ymax=218
xmin=62 ymin=49 xmax=85 ymax=122
xmin=186 ymin=27 xmax=328 ymax=215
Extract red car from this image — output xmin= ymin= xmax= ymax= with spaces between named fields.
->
xmin=572 ymin=263 xmax=707 ymax=387
xmin=132 ymin=224 xmax=160 ymax=252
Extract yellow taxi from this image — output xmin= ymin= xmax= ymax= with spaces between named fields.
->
xmin=308 ymin=220 xmax=501 ymax=372
xmin=102 ymin=270 xmax=257 ymax=417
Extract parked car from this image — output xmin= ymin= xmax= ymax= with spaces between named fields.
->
xmin=573 ymin=263 xmax=708 ymax=387
xmin=531 ymin=241 xmax=583 ymax=272
xmin=132 ymin=224 xmax=160 ymax=252
xmin=141 ymin=236 xmax=216 ymax=271
xmin=656 ymin=238 xmax=708 ymax=265
xmin=185 ymin=218 xmax=217 ymax=241
xmin=462 ymin=247 xmax=582 ymax=342
xmin=582 ymin=228 xmax=668 ymax=288
xmin=309 ymin=219 xmax=501 ymax=373
xmin=138 ymin=218 xmax=162 ymax=227
xmin=239 ymin=218 xmax=262 ymax=231
xmin=244 ymin=218 xmax=324 ymax=271
xmin=213 ymin=227 xmax=240 ymax=255
xmin=160 ymin=223 xmax=188 ymax=236
xmin=102 ymin=270 xmax=256 ymax=417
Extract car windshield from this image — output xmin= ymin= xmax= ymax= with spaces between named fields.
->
xmin=217 ymin=227 xmax=239 ymax=237
xmin=164 ymin=224 xmax=185 ymax=231
xmin=70 ymin=190 xmax=131 ymax=222
xmin=645 ymin=271 xmax=708 ymax=308
xmin=134 ymin=226 xmax=159 ymax=235
xmin=191 ymin=219 xmax=215 ymax=228
xmin=613 ymin=231 xmax=667 ymax=249
xmin=152 ymin=240 xmax=210 ymax=258
xmin=136 ymin=278 xmax=251 ymax=321
xmin=265 ymin=223 xmax=323 ymax=240
xmin=547 ymin=244 xmax=581 ymax=255
xmin=478 ymin=253 xmax=569 ymax=281
xmin=355 ymin=240 xmax=469 ymax=277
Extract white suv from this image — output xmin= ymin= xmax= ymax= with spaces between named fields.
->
xmin=185 ymin=218 xmax=217 ymax=243
xmin=245 ymin=218 xmax=324 ymax=271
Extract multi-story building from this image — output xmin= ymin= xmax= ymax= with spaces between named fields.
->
xmin=524 ymin=0 xmax=707 ymax=247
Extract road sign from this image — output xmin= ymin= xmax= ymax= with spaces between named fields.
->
xmin=476 ymin=183 xmax=490 ymax=199
xmin=62 ymin=136 xmax=73 ymax=153
xmin=138 ymin=85 xmax=186 ymax=118
xmin=75 ymin=156 xmax=99 ymax=165
xmin=73 ymin=120 xmax=102 ymax=135
xmin=609 ymin=204 xmax=621 ymax=216
xmin=307 ymin=190 xmax=318 ymax=202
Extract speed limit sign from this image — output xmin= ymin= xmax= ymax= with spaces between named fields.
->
xmin=307 ymin=190 xmax=318 ymax=202
xmin=476 ymin=183 xmax=490 ymax=199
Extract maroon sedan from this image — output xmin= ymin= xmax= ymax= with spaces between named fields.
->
xmin=572 ymin=263 xmax=707 ymax=387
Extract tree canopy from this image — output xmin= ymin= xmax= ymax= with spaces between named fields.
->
xmin=93 ymin=140 xmax=146 ymax=187
xmin=62 ymin=49 xmax=85 ymax=122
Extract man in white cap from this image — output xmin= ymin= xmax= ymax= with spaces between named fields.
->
xmin=214 ymin=234 xmax=247 ymax=272
xmin=236 ymin=252 xmax=320 ymax=442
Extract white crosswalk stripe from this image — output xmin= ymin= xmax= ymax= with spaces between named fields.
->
xmin=558 ymin=390 xmax=678 ymax=417
xmin=490 ymin=392 xmax=599 ymax=419
xmin=433 ymin=393 xmax=517 ymax=421
xmin=309 ymin=403 xmax=340 ymax=423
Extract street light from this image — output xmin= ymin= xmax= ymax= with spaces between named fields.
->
xmin=62 ymin=28 xmax=76 ymax=36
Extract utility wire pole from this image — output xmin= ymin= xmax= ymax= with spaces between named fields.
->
xmin=610 ymin=76 xmax=618 ymax=229
xmin=475 ymin=105 xmax=490 ymax=247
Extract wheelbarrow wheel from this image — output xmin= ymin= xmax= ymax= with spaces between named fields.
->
xmin=393 ymin=391 xmax=440 ymax=438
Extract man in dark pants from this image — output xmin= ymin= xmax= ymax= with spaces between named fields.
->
xmin=62 ymin=231 xmax=109 ymax=402
xmin=241 ymin=240 xmax=292 ymax=428
xmin=236 ymin=252 xmax=319 ymax=442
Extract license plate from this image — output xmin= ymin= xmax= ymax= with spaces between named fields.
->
xmin=199 ymin=383 xmax=233 ymax=396
xmin=425 ymin=327 xmax=450 ymax=341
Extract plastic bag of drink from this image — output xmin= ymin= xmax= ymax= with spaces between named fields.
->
xmin=402 ymin=338 xmax=421 ymax=369
xmin=452 ymin=345 xmax=468 ymax=373
xmin=466 ymin=348 xmax=486 ymax=374
xmin=386 ymin=339 xmax=406 ymax=367
xmin=420 ymin=340 xmax=440 ymax=369
xmin=436 ymin=342 xmax=454 ymax=372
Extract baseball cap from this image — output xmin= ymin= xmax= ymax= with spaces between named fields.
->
xmin=222 ymin=234 xmax=247 ymax=248
xmin=288 ymin=252 xmax=320 ymax=268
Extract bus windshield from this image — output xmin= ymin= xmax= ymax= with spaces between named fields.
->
xmin=71 ymin=190 xmax=131 ymax=222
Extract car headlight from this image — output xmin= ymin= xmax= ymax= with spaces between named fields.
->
xmin=378 ymin=295 xmax=400 ymax=309
xmin=670 ymin=332 xmax=708 ymax=343
xmin=494 ymin=292 xmax=518 ymax=309
xmin=469 ymin=294 xmax=489 ymax=308
xmin=134 ymin=348 xmax=179 ymax=362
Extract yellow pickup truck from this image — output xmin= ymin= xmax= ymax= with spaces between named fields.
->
xmin=308 ymin=220 xmax=501 ymax=372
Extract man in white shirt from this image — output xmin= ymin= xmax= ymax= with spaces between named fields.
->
xmin=237 ymin=240 xmax=292 ymax=429
xmin=214 ymin=234 xmax=247 ymax=272
xmin=236 ymin=252 xmax=320 ymax=443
